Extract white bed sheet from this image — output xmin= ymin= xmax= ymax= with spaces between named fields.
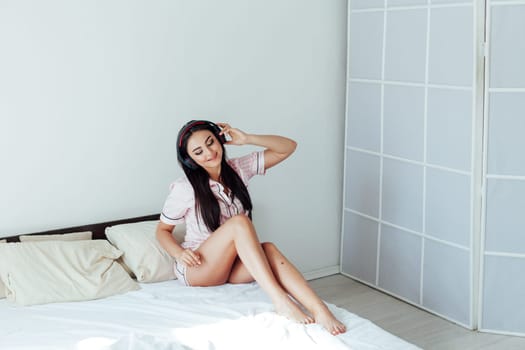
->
xmin=0 ymin=280 xmax=420 ymax=350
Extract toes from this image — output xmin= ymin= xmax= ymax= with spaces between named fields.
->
xmin=333 ymin=325 xmax=346 ymax=335
xmin=331 ymin=328 xmax=341 ymax=335
xmin=327 ymin=323 xmax=347 ymax=335
xmin=302 ymin=316 xmax=313 ymax=324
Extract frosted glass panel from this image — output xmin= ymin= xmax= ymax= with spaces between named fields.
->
xmin=481 ymin=1 xmax=525 ymax=336
xmin=345 ymin=150 xmax=381 ymax=218
xmin=428 ymin=6 xmax=473 ymax=86
xmin=351 ymin=0 xmax=384 ymax=9
xmin=342 ymin=211 xmax=378 ymax=284
xmin=482 ymin=256 xmax=525 ymax=333
xmin=349 ymin=12 xmax=384 ymax=79
xmin=382 ymin=158 xmax=423 ymax=231
xmin=344 ymin=0 xmax=477 ymax=330
xmin=427 ymin=88 xmax=472 ymax=171
xmin=490 ymin=5 xmax=525 ymax=88
xmin=379 ymin=225 xmax=422 ymax=303
xmin=383 ymin=85 xmax=425 ymax=161
xmin=388 ymin=0 xmax=427 ymax=6
xmin=346 ymin=82 xmax=382 ymax=152
xmin=426 ymin=168 xmax=471 ymax=246
xmin=423 ymin=240 xmax=470 ymax=326
xmin=487 ymin=92 xmax=525 ymax=175
xmin=485 ymin=179 xmax=525 ymax=254
xmin=384 ymin=9 xmax=427 ymax=82
xmin=432 ymin=0 xmax=472 ymax=3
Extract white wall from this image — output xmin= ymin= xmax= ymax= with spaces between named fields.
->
xmin=0 ymin=0 xmax=347 ymax=274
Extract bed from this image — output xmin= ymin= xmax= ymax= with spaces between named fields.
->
xmin=0 ymin=215 xmax=420 ymax=350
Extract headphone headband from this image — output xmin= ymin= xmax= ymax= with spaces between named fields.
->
xmin=178 ymin=120 xmax=208 ymax=148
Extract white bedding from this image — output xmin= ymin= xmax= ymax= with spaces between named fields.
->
xmin=0 ymin=280 xmax=420 ymax=350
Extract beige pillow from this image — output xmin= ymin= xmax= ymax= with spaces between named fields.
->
xmin=22 ymin=230 xmax=135 ymax=278
xmin=0 ymin=239 xmax=5 ymax=299
xmin=0 ymin=240 xmax=139 ymax=306
xmin=1 ymin=232 xmax=91 ymax=299
xmin=105 ymin=220 xmax=183 ymax=283
xmin=19 ymin=231 xmax=92 ymax=242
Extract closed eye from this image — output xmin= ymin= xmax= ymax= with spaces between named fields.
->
xmin=191 ymin=135 xmax=214 ymax=156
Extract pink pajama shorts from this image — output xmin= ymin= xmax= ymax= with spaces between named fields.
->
xmin=174 ymin=261 xmax=191 ymax=286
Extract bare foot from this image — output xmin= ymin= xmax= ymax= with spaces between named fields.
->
xmin=274 ymin=296 xmax=314 ymax=324
xmin=313 ymin=305 xmax=346 ymax=335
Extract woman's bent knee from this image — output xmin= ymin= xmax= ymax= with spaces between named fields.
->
xmin=225 ymin=214 xmax=253 ymax=230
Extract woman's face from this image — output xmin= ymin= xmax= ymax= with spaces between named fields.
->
xmin=186 ymin=129 xmax=223 ymax=171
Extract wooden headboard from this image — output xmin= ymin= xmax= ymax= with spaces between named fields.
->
xmin=3 ymin=214 xmax=160 ymax=242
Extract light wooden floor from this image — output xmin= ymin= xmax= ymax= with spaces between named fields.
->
xmin=309 ymin=274 xmax=525 ymax=350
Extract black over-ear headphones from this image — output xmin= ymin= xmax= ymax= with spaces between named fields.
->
xmin=177 ymin=120 xmax=227 ymax=170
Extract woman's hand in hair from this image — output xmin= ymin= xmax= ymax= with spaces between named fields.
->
xmin=217 ymin=123 xmax=248 ymax=146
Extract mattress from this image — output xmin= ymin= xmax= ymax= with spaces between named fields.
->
xmin=0 ymin=279 xmax=420 ymax=350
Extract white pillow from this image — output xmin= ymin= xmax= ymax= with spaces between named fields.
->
xmin=0 ymin=239 xmax=5 ymax=299
xmin=19 ymin=231 xmax=92 ymax=242
xmin=105 ymin=220 xmax=183 ymax=283
xmin=0 ymin=240 xmax=139 ymax=306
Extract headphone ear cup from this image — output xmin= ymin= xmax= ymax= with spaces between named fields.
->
xmin=218 ymin=131 xmax=227 ymax=144
xmin=208 ymin=122 xmax=226 ymax=144
xmin=177 ymin=148 xmax=198 ymax=170
xmin=179 ymin=154 xmax=198 ymax=170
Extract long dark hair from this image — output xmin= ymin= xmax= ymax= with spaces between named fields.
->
xmin=177 ymin=121 xmax=253 ymax=232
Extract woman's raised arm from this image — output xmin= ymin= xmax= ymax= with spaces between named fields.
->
xmin=218 ymin=123 xmax=297 ymax=170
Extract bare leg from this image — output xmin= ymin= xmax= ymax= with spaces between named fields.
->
xmin=229 ymin=242 xmax=346 ymax=335
xmin=262 ymin=243 xmax=346 ymax=335
xmin=185 ymin=215 xmax=312 ymax=324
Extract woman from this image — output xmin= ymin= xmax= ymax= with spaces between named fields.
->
xmin=156 ymin=120 xmax=346 ymax=335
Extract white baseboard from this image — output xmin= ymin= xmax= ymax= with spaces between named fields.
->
xmin=302 ymin=265 xmax=340 ymax=281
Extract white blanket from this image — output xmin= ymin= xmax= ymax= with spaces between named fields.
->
xmin=0 ymin=280 xmax=420 ymax=350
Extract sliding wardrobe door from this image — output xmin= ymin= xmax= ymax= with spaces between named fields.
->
xmin=480 ymin=0 xmax=525 ymax=336
xmin=342 ymin=0 xmax=480 ymax=328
